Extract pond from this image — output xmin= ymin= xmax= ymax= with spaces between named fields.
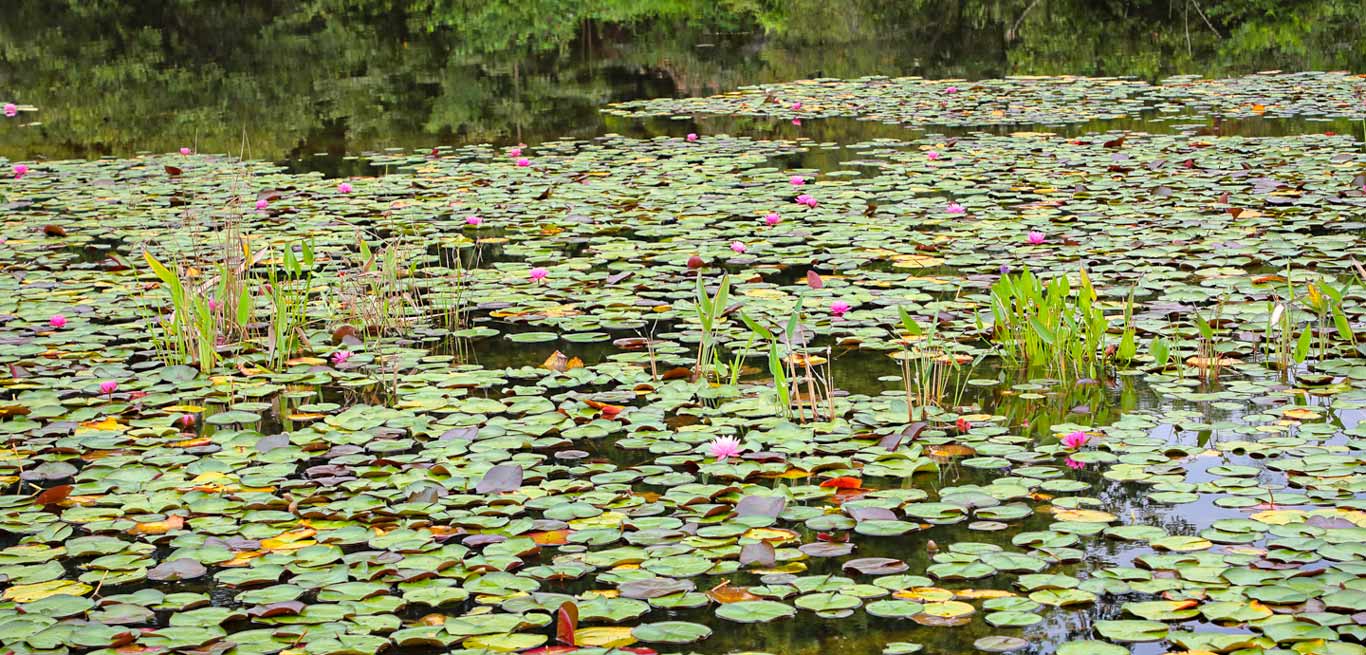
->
xmin=0 ymin=3 xmax=1365 ymax=655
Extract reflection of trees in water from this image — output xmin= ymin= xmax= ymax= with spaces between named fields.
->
xmin=1 ymin=0 xmax=1363 ymax=160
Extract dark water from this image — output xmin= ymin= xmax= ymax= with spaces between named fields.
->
xmin=2 ymin=0 xmax=1364 ymax=165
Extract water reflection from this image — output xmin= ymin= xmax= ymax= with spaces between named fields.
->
xmin=2 ymin=0 xmax=1363 ymax=162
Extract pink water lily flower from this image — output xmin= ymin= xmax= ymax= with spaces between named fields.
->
xmin=795 ymin=194 xmax=817 ymax=208
xmin=685 ymin=133 xmax=698 ymax=142
xmin=790 ymin=175 xmax=806 ymax=186
xmin=764 ymin=213 xmax=781 ymax=226
xmin=48 ymin=314 xmax=66 ymax=329
xmin=516 ymin=158 xmax=530 ymax=167
xmin=466 ymin=215 xmax=483 ymax=226
xmin=730 ymin=241 xmax=747 ymax=254
xmin=945 ymin=86 xmax=959 ymax=94
xmin=99 ymin=380 xmax=118 ymax=396
xmin=529 ymin=267 xmax=548 ymax=282
xmin=707 ymin=436 xmax=743 ymax=462
xmin=331 ymin=350 xmax=353 ymax=366
xmin=178 ymin=413 xmax=197 ymax=429
xmin=1027 ymin=231 xmax=1046 ymax=245
xmin=255 ymin=198 xmax=269 ymax=210
xmin=180 ymin=147 xmax=192 ymax=155
xmin=508 ymin=147 xmax=522 ymax=157
xmin=831 ymin=301 xmax=851 ymax=317
xmin=927 ymin=151 xmax=940 ymax=161
xmin=791 ymin=102 xmax=802 ymax=110
xmin=946 ymin=202 xmax=965 ymax=214
xmin=1061 ymin=431 xmax=1090 ymax=449
xmin=337 ymin=182 xmax=353 ymax=194
xmin=3 ymin=103 xmax=16 ymax=117
xmin=13 ymin=164 xmax=28 ymax=179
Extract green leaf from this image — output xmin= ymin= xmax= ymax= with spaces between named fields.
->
xmin=740 ymin=312 xmax=773 ymax=341
xmin=630 ymin=621 xmax=711 ymax=644
xmin=898 ymin=306 xmax=923 ymax=336
xmin=1029 ymin=317 xmax=1056 ymax=345
xmin=715 ymin=600 xmax=795 ymax=623
xmin=283 ymin=246 xmax=299 ymax=276
xmin=1332 ymin=306 xmax=1354 ymax=343
xmin=1117 ymin=328 xmax=1136 ymax=361
xmin=1151 ymin=337 xmax=1170 ymax=368
xmin=1193 ymin=313 xmax=1214 ymax=341
xmin=1294 ymin=323 xmax=1312 ymax=363
xmin=236 ymin=284 xmax=252 ymax=326
xmin=143 ymin=249 xmax=182 ymax=296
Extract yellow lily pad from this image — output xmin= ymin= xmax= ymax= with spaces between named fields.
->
xmin=4 ymin=579 xmax=92 ymax=603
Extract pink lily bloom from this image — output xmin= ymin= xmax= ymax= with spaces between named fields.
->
xmin=831 ymin=301 xmax=851 ymax=317
xmin=707 ymin=436 xmax=743 ymax=462
xmin=48 ymin=314 xmax=67 ymax=329
xmin=1061 ymin=431 xmax=1090 ymax=449
xmin=1027 ymin=231 xmax=1046 ymax=245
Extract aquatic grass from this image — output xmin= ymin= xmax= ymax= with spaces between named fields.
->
xmin=259 ymin=241 xmax=316 ymax=371
xmin=340 ymin=234 xmax=422 ymax=336
xmin=1258 ymin=266 xmax=1358 ymax=380
xmin=1306 ymin=278 xmax=1357 ymax=358
xmin=140 ymin=249 xmax=252 ymax=374
xmin=137 ymin=200 xmax=262 ymax=373
xmin=739 ymin=312 xmax=791 ymax=419
xmin=692 ymin=272 xmax=731 ymax=383
xmin=431 ymin=242 xmax=482 ymax=332
xmin=721 ymin=331 xmax=756 ymax=388
xmin=986 ymin=266 xmax=1111 ymax=382
xmin=896 ymin=307 xmax=983 ymax=421
xmin=1189 ymin=303 xmax=1226 ymax=382
xmin=738 ymin=303 xmax=837 ymax=423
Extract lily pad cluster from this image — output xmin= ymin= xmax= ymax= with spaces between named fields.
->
xmin=0 ymin=94 xmax=1363 ymax=655
xmin=604 ymin=72 xmax=1366 ymax=127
